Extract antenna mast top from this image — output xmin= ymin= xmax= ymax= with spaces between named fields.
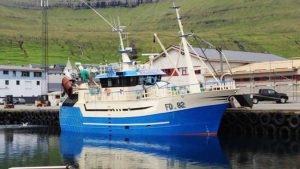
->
xmin=41 ymin=0 xmax=48 ymax=7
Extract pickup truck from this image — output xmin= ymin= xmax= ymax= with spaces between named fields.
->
xmin=252 ymin=89 xmax=288 ymax=104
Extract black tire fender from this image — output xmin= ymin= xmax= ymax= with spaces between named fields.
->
xmin=259 ymin=113 xmax=272 ymax=125
xmin=288 ymin=115 xmax=300 ymax=128
xmin=272 ymin=113 xmax=286 ymax=126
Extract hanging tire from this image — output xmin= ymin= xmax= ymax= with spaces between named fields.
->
xmin=295 ymin=128 xmax=300 ymax=141
xmin=275 ymin=142 xmax=286 ymax=154
xmin=243 ymin=124 xmax=255 ymax=135
xmin=266 ymin=124 xmax=277 ymax=137
xmin=234 ymin=124 xmax=247 ymax=136
xmin=289 ymin=141 xmax=300 ymax=154
xmin=226 ymin=112 xmax=238 ymax=125
xmin=252 ymin=97 xmax=259 ymax=104
xmin=259 ymin=113 xmax=271 ymax=125
xmin=254 ymin=124 xmax=266 ymax=137
xmin=237 ymin=113 xmax=249 ymax=124
xmin=272 ymin=113 xmax=286 ymax=126
xmin=278 ymin=126 xmax=291 ymax=141
xmin=288 ymin=115 xmax=300 ymax=128
xmin=248 ymin=113 xmax=259 ymax=125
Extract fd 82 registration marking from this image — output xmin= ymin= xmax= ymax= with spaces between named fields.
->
xmin=165 ymin=102 xmax=186 ymax=111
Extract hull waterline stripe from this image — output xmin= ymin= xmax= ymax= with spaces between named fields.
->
xmin=83 ymin=121 xmax=170 ymax=126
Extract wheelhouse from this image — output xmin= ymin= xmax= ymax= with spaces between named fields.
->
xmin=96 ymin=69 xmax=166 ymax=88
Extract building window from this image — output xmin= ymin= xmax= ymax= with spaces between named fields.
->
xmin=34 ymin=72 xmax=42 ymax=77
xmin=5 ymin=80 xmax=9 ymax=85
xmin=37 ymin=81 xmax=40 ymax=85
xmin=3 ymin=70 xmax=9 ymax=75
xmin=180 ymin=67 xmax=188 ymax=75
xmin=195 ymin=70 xmax=201 ymax=74
xmin=21 ymin=71 xmax=30 ymax=77
xmin=162 ymin=68 xmax=179 ymax=76
xmin=16 ymin=80 xmax=20 ymax=85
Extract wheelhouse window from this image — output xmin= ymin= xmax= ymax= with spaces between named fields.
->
xmin=5 ymin=80 xmax=9 ymax=85
xmin=99 ymin=75 xmax=161 ymax=88
xmin=34 ymin=72 xmax=42 ymax=77
xmin=21 ymin=71 xmax=30 ymax=77
xmin=16 ymin=80 xmax=20 ymax=85
xmin=3 ymin=70 xmax=9 ymax=75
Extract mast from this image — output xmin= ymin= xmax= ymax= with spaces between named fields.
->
xmin=114 ymin=17 xmax=131 ymax=63
xmin=41 ymin=0 xmax=49 ymax=95
xmin=172 ymin=4 xmax=200 ymax=93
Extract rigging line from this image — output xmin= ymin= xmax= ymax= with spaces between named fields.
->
xmin=192 ymin=35 xmax=218 ymax=77
xmin=80 ymin=0 xmax=116 ymax=30
xmin=165 ymin=42 xmax=184 ymax=82
xmin=186 ymin=41 xmax=221 ymax=85
xmin=193 ymin=34 xmax=233 ymax=75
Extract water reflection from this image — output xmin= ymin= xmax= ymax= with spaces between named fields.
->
xmin=60 ymin=132 xmax=229 ymax=169
xmin=0 ymin=127 xmax=62 ymax=169
xmin=221 ymin=135 xmax=300 ymax=169
xmin=2 ymin=128 xmax=300 ymax=169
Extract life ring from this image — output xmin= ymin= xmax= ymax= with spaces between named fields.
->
xmin=104 ymin=88 xmax=111 ymax=96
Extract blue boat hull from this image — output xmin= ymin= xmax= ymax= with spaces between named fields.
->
xmin=59 ymin=103 xmax=228 ymax=135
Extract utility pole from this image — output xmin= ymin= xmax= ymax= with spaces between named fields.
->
xmin=41 ymin=0 xmax=49 ymax=95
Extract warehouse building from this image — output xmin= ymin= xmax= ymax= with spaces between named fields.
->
xmin=0 ymin=65 xmax=46 ymax=100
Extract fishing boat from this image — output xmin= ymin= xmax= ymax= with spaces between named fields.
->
xmin=59 ymin=3 xmax=237 ymax=136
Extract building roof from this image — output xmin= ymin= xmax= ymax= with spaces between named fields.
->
xmin=49 ymin=68 xmax=63 ymax=74
xmin=153 ymin=46 xmax=286 ymax=63
xmin=0 ymin=65 xmax=43 ymax=72
xmin=230 ymin=60 xmax=300 ymax=74
xmin=189 ymin=47 xmax=287 ymax=63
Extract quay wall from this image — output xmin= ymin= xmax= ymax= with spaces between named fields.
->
xmin=0 ymin=108 xmax=59 ymax=126
xmin=220 ymin=108 xmax=300 ymax=140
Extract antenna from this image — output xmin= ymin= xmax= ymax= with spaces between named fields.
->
xmin=41 ymin=0 xmax=49 ymax=95
xmin=80 ymin=0 xmax=131 ymax=63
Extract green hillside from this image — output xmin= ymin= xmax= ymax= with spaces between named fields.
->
xmin=0 ymin=0 xmax=299 ymax=65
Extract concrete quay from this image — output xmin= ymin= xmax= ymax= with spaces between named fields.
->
xmin=0 ymin=105 xmax=59 ymax=126
xmin=222 ymin=102 xmax=300 ymax=139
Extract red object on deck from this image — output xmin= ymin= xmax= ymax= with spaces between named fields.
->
xmin=62 ymin=76 xmax=73 ymax=96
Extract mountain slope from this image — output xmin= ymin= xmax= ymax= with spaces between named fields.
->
xmin=0 ymin=0 xmax=299 ymax=65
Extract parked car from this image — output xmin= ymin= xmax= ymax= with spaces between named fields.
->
xmin=1 ymin=97 xmax=26 ymax=105
xmin=13 ymin=98 xmax=26 ymax=104
xmin=0 ymin=98 xmax=4 ymax=105
xmin=252 ymin=89 xmax=288 ymax=104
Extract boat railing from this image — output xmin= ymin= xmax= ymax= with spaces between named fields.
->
xmin=83 ymin=80 xmax=236 ymax=102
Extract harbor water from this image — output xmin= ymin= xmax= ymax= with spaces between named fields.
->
xmin=0 ymin=127 xmax=299 ymax=169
